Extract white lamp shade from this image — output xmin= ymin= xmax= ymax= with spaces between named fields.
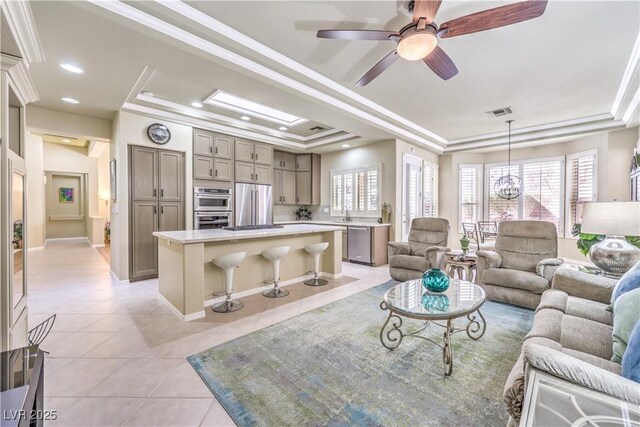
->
xmin=581 ymin=202 xmax=640 ymax=236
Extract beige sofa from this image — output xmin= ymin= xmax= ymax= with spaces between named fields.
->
xmin=476 ymin=221 xmax=564 ymax=309
xmin=503 ymin=268 xmax=640 ymax=425
xmin=387 ymin=218 xmax=450 ymax=282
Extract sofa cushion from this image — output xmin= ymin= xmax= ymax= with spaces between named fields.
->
xmin=612 ymin=287 xmax=640 ymax=363
xmin=562 ymin=348 xmax=621 ymax=373
xmin=538 ymin=290 xmax=613 ymax=326
xmin=609 ymin=260 xmax=640 ymax=309
xmin=560 ymin=315 xmax=613 ymax=360
xmin=621 ymin=321 xmax=640 ymax=382
xmin=407 ymin=218 xmax=449 ymax=257
xmin=495 ymin=221 xmax=558 ymax=272
xmin=482 ymin=268 xmax=550 ymax=294
xmin=389 ymin=254 xmax=429 ymax=272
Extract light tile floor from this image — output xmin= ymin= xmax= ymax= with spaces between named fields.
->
xmin=29 ymin=240 xmax=391 ymax=426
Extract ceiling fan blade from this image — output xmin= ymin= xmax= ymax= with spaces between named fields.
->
xmin=412 ymin=0 xmax=442 ymax=24
xmin=317 ymin=29 xmax=397 ymax=41
xmin=439 ymin=0 xmax=548 ymax=39
xmin=356 ymin=50 xmax=399 ymax=87
xmin=423 ymin=46 xmax=458 ymax=80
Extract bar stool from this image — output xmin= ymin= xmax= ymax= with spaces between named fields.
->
xmin=261 ymin=246 xmax=290 ymax=298
xmin=211 ymin=252 xmax=246 ymax=313
xmin=304 ymin=242 xmax=329 ymax=286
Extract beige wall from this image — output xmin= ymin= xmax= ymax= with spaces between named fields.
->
xmin=25 ymin=133 xmax=45 ymax=248
xmin=438 ymin=127 xmax=639 ymax=260
xmin=27 ymin=106 xmax=111 ymax=141
xmin=110 ymin=111 xmax=194 ymax=281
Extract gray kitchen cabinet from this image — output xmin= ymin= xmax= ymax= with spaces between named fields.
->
xmin=194 ymin=155 xmax=214 ymax=180
xmin=193 ymin=129 xmax=214 ymax=156
xmin=235 ymin=161 xmax=254 ymax=183
xmin=295 ymin=171 xmax=311 ymax=205
xmin=274 ymin=150 xmax=296 ymax=170
xmin=159 ymin=150 xmax=183 ymax=202
xmin=273 ymin=169 xmax=282 ymax=205
xmin=282 ymin=170 xmax=295 ymax=204
xmin=296 ymin=154 xmax=311 ymax=171
xmin=254 ymin=164 xmax=272 ymax=184
xmin=254 ymin=143 xmax=272 ymax=165
xmin=213 ymin=158 xmax=232 ymax=181
xmin=131 ymin=201 xmax=159 ymax=279
xmin=235 ymin=139 xmax=255 ymax=162
xmin=342 ymin=228 xmax=348 ymax=261
xmin=159 ymin=202 xmax=183 ymax=232
xmin=213 ymin=135 xmax=233 ymax=159
xmin=129 ymin=145 xmax=185 ymax=281
xmin=130 ymin=146 xmax=158 ymax=201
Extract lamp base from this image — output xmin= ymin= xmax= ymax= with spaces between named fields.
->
xmin=589 ymin=236 xmax=640 ymax=277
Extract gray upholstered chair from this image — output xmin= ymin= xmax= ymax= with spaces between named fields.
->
xmin=388 ymin=218 xmax=450 ymax=282
xmin=476 ymin=220 xmax=564 ymax=309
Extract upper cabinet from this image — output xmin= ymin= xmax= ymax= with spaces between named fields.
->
xmin=295 ymin=153 xmax=320 ymax=205
xmin=193 ymin=129 xmax=234 ymax=182
xmin=274 ymin=150 xmax=296 ymax=171
xmin=296 ymin=154 xmax=311 ymax=172
xmin=236 ymin=139 xmax=272 ymax=165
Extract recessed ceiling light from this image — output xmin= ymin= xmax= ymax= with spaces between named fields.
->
xmin=61 ymin=97 xmax=79 ymax=104
xmin=141 ymin=91 xmax=154 ymax=97
xmin=191 ymin=102 xmax=203 ymax=108
xmin=240 ymin=116 xmax=251 ymax=121
xmin=278 ymin=126 xmax=287 ymax=131
xmin=62 ymin=139 xmax=70 ymax=143
xmin=59 ymin=63 xmax=84 ymax=74
xmin=342 ymin=144 xmax=350 ymax=148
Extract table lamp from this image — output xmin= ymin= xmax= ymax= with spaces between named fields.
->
xmin=581 ymin=201 xmax=640 ymax=277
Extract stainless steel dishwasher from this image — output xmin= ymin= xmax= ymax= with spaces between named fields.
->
xmin=348 ymin=226 xmax=371 ymax=264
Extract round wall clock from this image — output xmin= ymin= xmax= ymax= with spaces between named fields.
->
xmin=147 ymin=123 xmax=171 ymax=145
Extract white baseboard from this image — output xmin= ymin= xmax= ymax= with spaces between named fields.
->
xmin=158 ymin=293 xmax=205 ymax=322
xmin=28 ymin=246 xmax=44 ymax=252
xmin=109 ymin=269 xmax=130 ymax=285
xmin=92 ymin=243 xmax=106 ymax=248
xmin=202 ymin=271 xmax=341 ymax=307
xmin=45 ymin=237 xmax=90 ymax=247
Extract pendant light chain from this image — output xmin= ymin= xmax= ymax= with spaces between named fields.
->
xmin=494 ymin=119 xmax=522 ymax=201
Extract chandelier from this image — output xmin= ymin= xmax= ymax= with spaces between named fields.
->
xmin=494 ymin=120 xmax=522 ymax=200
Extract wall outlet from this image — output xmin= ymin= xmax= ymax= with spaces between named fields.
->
xmin=323 ymin=207 xmax=329 ymax=213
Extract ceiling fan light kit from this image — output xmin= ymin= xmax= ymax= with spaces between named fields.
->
xmin=317 ymin=0 xmax=548 ymax=86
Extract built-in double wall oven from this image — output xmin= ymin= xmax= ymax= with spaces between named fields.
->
xmin=194 ymin=187 xmax=232 ymax=230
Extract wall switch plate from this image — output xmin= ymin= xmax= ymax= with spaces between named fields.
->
xmin=323 ymin=208 xmax=329 ymax=213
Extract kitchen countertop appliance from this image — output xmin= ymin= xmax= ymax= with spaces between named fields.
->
xmin=194 ymin=187 xmax=232 ymax=230
xmin=234 ymin=183 xmax=273 ymax=228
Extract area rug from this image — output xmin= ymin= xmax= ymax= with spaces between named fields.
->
xmin=188 ymin=280 xmax=533 ymax=426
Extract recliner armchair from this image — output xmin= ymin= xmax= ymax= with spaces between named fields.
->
xmin=476 ymin=220 xmax=563 ymax=309
xmin=388 ymin=218 xmax=450 ymax=282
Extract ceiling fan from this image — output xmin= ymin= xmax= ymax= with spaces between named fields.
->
xmin=317 ymin=0 xmax=548 ymax=86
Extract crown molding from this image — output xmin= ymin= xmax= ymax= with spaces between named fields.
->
xmin=0 ymin=0 xmax=45 ymax=65
xmin=444 ymin=114 xmax=626 ymax=153
xmin=88 ymin=0 xmax=444 ymax=154
xmin=1 ymin=54 xmax=39 ymax=104
xmin=612 ymin=32 xmax=640 ymax=120
xmin=622 ymin=88 xmax=640 ymax=124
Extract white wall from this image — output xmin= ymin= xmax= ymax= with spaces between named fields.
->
xmin=27 ymin=106 xmax=111 ymax=141
xmin=438 ymin=127 xmax=639 ymax=260
xmin=110 ymin=111 xmax=193 ymax=281
xmin=25 ymin=133 xmax=44 ymax=248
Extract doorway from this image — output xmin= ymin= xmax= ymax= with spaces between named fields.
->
xmin=401 ymin=154 xmax=422 ymax=242
xmin=45 ymin=172 xmax=88 ymax=240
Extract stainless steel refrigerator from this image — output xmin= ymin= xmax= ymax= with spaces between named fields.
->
xmin=234 ymin=183 xmax=273 ymax=227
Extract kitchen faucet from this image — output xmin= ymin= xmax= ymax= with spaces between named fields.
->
xmin=344 ymin=210 xmax=352 ymax=222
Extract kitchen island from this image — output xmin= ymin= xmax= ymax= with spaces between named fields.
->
xmin=153 ymin=224 xmax=343 ymax=321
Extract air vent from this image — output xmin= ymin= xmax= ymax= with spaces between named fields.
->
xmin=485 ymin=107 xmax=513 ymax=117
xmin=310 ymin=126 xmax=326 ymax=131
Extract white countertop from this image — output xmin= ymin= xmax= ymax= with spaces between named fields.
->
xmin=275 ymin=220 xmax=391 ymax=228
xmin=153 ymin=224 xmax=344 ymax=244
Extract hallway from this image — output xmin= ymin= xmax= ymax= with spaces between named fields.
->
xmin=29 ymin=240 xmax=390 ymax=426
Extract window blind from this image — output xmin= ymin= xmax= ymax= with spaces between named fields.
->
xmin=567 ymin=151 xmax=597 ymax=233
xmin=423 ymin=162 xmax=438 ymax=217
xmin=459 ymin=165 xmax=482 ymax=228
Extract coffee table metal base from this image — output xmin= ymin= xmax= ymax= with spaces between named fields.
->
xmin=379 ymin=301 xmax=486 ymax=376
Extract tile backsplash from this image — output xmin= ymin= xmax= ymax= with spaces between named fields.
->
xmin=273 ymin=205 xmax=382 ymax=224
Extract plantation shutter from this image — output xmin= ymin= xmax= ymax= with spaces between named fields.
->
xmin=423 ymin=162 xmax=438 ymax=217
xmin=330 ymin=165 xmax=381 ymax=216
xmin=522 ymin=159 xmax=564 ymax=233
xmin=332 ymin=175 xmax=342 ymax=212
xmin=459 ymin=165 xmax=482 ymax=229
xmin=367 ymin=169 xmax=378 ymax=211
xmin=567 ymin=151 xmax=597 ymax=231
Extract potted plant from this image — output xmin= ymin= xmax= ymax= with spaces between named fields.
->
xmin=572 ymin=223 xmax=640 ymax=256
xmin=104 ymin=220 xmax=111 ymax=244
xmin=13 ymin=220 xmax=23 ymax=249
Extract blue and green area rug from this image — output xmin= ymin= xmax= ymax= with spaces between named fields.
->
xmin=188 ymin=280 xmax=533 ymax=426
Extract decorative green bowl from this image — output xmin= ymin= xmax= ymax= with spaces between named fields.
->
xmin=422 ymin=268 xmax=450 ymax=293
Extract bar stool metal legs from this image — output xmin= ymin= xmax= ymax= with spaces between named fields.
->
xmin=304 ymin=242 xmax=329 ymax=286
xmin=211 ymin=252 xmax=246 ymax=313
xmin=262 ymin=246 xmax=290 ymax=298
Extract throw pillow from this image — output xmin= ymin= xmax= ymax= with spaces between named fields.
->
xmin=607 ymin=260 xmax=640 ymax=312
xmin=612 ymin=287 xmax=640 ymax=363
xmin=622 ymin=320 xmax=640 ymax=382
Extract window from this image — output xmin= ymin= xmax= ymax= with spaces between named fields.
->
xmin=423 ymin=161 xmax=438 ymax=217
xmin=331 ymin=165 xmax=381 ymax=217
xmin=485 ymin=156 xmax=565 ymax=233
xmin=459 ymin=164 xmax=483 ymax=231
xmin=566 ymin=150 xmax=597 ymax=237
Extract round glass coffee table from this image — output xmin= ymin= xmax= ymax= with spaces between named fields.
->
xmin=379 ymin=278 xmax=486 ymax=376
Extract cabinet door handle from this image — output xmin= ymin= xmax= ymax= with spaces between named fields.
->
xmin=297 ymin=163 xmax=299 ymax=169
xmin=215 ymin=147 xmax=218 ymax=154
xmin=283 ymin=196 xmax=285 ymax=202
xmin=297 ymin=196 xmax=299 ymax=203
xmin=215 ymin=169 xmax=218 ymax=177
xmin=255 ymin=173 xmax=258 ymax=181
xmin=161 ymin=206 xmax=164 ymax=214
xmin=161 ymin=189 xmax=164 ymax=197
xmin=251 ymin=152 xmax=254 ymax=160
xmin=209 ymin=145 xmax=213 ymax=153
xmin=255 ymin=153 xmax=259 ymax=161
xmin=209 ymin=169 xmax=213 ymax=176
xmin=154 ymin=205 xmax=157 ymax=214
xmin=153 ymin=188 xmax=157 ymax=197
